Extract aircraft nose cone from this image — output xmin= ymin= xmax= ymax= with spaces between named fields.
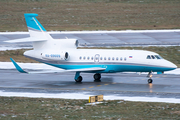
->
xmin=167 ymin=61 xmax=177 ymax=70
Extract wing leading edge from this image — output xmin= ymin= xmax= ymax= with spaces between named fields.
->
xmin=10 ymin=58 xmax=106 ymax=74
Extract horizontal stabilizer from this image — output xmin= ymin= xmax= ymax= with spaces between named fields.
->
xmin=10 ymin=58 xmax=106 ymax=74
xmin=5 ymin=37 xmax=47 ymax=43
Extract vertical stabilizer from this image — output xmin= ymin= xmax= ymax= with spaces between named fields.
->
xmin=24 ymin=13 xmax=52 ymax=40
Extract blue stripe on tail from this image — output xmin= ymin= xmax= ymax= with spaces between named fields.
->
xmin=24 ymin=13 xmax=46 ymax=31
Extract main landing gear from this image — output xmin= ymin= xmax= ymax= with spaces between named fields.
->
xmin=94 ymin=73 xmax=101 ymax=82
xmin=74 ymin=72 xmax=101 ymax=83
xmin=74 ymin=72 xmax=82 ymax=82
xmin=147 ymin=72 xmax=153 ymax=83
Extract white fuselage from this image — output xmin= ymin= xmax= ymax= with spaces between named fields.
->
xmin=24 ymin=39 xmax=177 ymax=73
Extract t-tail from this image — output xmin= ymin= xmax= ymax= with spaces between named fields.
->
xmin=24 ymin=13 xmax=52 ymax=40
xmin=5 ymin=13 xmax=53 ymax=49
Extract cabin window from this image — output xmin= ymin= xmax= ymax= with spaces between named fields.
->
xmin=87 ymin=57 xmax=90 ymax=60
xmin=108 ymin=57 xmax=111 ymax=60
xmin=83 ymin=56 xmax=86 ymax=60
xmin=91 ymin=57 xmax=93 ymax=60
xmin=112 ymin=57 xmax=114 ymax=60
xmin=151 ymin=55 xmax=155 ymax=59
xmin=104 ymin=57 xmax=106 ymax=60
xmin=116 ymin=57 xmax=118 ymax=60
xmin=120 ymin=57 xmax=122 ymax=61
xmin=95 ymin=57 xmax=98 ymax=60
xmin=100 ymin=57 xmax=102 ymax=60
xmin=79 ymin=56 xmax=82 ymax=60
xmin=124 ymin=57 xmax=126 ymax=61
xmin=147 ymin=55 xmax=151 ymax=59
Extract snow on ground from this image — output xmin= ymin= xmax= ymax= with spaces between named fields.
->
xmin=0 ymin=29 xmax=180 ymax=34
xmin=0 ymin=62 xmax=179 ymax=75
xmin=0 ymin=90 xmax=180 ymax=103
xmin=0 ymin=46 xmax=32 ymax=51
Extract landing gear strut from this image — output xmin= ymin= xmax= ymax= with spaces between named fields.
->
xmin=74 ymin=72 xmax=82 ymax=82
xmin=147 ymin=72 xmax=153 ymax=83
xmin=94 ymin=73 xmax=101 ymax=82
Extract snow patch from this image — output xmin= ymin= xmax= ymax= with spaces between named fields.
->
xmin=0 ymin=90 xmax=180 ymax=103
xmin=0 ymin=29 xmax=180 ymax=35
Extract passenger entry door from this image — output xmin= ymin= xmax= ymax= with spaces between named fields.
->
xmin=94 ymin=54 xmax=100 ymax=63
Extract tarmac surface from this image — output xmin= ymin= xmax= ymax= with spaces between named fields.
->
xmin=0 ymin=31 xmax=180 ymax=100
xmin=1 ymin=69 xmax=180 ymax=99
xmin=0 ymin=31 xmax=180 ymax=47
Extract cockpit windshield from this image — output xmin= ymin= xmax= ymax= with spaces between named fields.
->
xmin=146 ymin=55 xmax=163 ymax=59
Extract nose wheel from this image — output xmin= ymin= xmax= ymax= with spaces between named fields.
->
xmin=148 ymin=79 xmax=153 ymax=83
xmin=147 ymin=72 xmax=153 ymax=83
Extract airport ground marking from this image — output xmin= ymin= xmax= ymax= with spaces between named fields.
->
xmin=82 ymin=88 xmax=86 ymax=90
xmin=104 ymin=84 xmax=109 ymax=85
xmin=97 ymin=85 xmax=101 ymax=87
xmin=112 ymin=82 xmax=116 ymax=84
xmin=89 ymin=86 xmax=94 ymax=88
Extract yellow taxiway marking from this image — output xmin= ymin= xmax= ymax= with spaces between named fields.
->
xmin=112 ymin=82 xmax=116 ymax=84
xmin=89 ymin=86 xmax=94 ymax=88
xmin=81 ymin=88 xmax=86 ymax=90
xmin=156 ymin=77 xmax=160 ymax=78
xmin=163 ymin=75 xmax=167 ymax=77
xmin=97 ymin=85 xmax=101 ymax=87
xmin=104 ymin=84 xmax=109 ymax=85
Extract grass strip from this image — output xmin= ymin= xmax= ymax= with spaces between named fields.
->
xmin=0 ymin=0 xmax=180 ymax=31
xmin=0 ymin=96 xmax=179 ymax=119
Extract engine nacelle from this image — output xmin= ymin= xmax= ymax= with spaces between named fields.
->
xmin=42 ymin=52 xmax=69 ymax=61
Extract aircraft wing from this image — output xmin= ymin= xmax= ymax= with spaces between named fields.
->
xmin=10 ymin=58 xmax=106 ymax=74
xmin=5 ymin=37 xmax=47 ymax=43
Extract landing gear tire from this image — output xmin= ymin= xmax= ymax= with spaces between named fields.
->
xmin=75 ymin=76 xmax=82 ymax=82
xmin=94 ymin=73 xmax=101 ymax=82
xmin=148 ymin=79 xmax=153 ymax=83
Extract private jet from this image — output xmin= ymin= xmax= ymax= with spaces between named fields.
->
xmin=6 ymin=13 xmax=177 ymax=83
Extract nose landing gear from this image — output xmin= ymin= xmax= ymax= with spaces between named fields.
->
xmin=147 ymin=72 xmax=153 ymax=83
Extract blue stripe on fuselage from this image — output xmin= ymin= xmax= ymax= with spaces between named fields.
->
xmin=24 ymin=55 xmax=175 ymax=73
xmin=44 ymin=63 xmax=175 ymax=73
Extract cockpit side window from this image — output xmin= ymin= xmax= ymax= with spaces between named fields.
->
xmin=155 ymin=55 xmax=161 ymax=59
xmin=158 ymin=55 xmax=163 ymax=59
xmin=147 ymin=55 xmax=151 ymax=59
xmin=151 ymin=55 xmax=155 ymax=59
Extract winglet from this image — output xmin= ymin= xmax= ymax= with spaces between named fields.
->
xmin=10 ymin=58 xmax=27 ymax=73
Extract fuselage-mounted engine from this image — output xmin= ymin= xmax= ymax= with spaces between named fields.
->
xmin=42 ymin=51 xmax=69 ymax=61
